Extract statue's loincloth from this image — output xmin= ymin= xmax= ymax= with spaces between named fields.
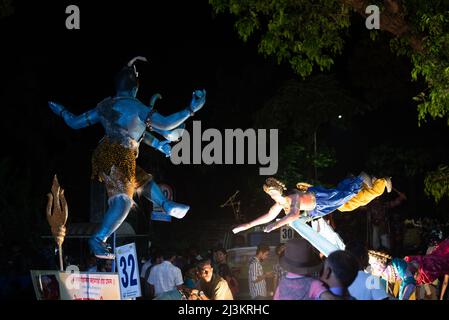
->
xmin=91 ymin=137 xmax=151 ymax=198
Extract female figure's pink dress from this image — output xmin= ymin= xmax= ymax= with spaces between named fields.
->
xmin=405 ymin=238 xmax=449 ymax=285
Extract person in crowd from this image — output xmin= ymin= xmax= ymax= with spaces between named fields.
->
xmin=364 ymin=190 xmax=407 ymax=250
xmin=368 ymin=250 xmax=416 ymax=300
xmin=213 ymin=247 xmax=228 ymax=270
xmin=85 ymin=255 xmax=97 ymax=272
xmin=273 ymin=243 xmax=287 ymax=291
xmin=142 ymin=251 xmax=163 ymax=299
xmin=320 ymin=250 xmax=359 ymax=299
xmin=248 ymin=243 xmax=273 ymax=299
xmin=188 ymin=259 xmax=233 ymax=300
xmin=140 ymin=247 xmax=157 ymax=282
xmin=183 ymin=264 xmax=199 ymax=290
xmin=101 ymin=259 xmax=113 ymax=272
xmin=186 ymin=245 xmax=203 ymax=265
xmin=212 ymin=247 xmax=239 ymax=296
xmin=87 ymin=258 xmax=112 ymax=272
xmin=273 ymin=238 xmax=342 ymax=300
xmin=346 ymin=241 xmax=392 ymax=300
xmin=390 ymin=212 xmax=406 ymax=256
xmin=148 ymin=250 xmax=184 ymax=298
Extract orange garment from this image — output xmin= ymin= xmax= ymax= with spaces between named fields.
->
xmin=337 ymin=178 xmax=387 ymax=212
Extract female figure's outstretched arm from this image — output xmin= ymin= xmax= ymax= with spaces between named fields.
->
xmin=232 ymin=204 xmax=283 ymax=234
xmin=263 ymin=206 xmax=301 ymax=233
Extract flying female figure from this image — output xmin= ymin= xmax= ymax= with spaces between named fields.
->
xmin=233 ymin=174 xmax=391 ymax=256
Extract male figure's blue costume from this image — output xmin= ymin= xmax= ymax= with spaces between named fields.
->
xmin=49 ymin=56 xmax=206 ymax=259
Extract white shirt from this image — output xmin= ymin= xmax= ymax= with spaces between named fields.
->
xmin=140 ymin=260 xmax=152 ymax=278
xmin=248 ymin=257 xmax=266 ymax=298
xmin=349 ymin=270 xmax=390 ymax=300
xmin=148 ymin=261 xmax=183 ymax=296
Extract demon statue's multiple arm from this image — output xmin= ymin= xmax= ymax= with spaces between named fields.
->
xmin=48 ymin=102 xmax=100 ymax=130
xmin=142 ymin=132 xmax=172 ymax=157
xmin=48 ymin=56 xmax=206 ymax=259
xmin=149 ymin=90 xmax=206 ymax=131
xmin=49 ymin=89 xmax=205 ymax=157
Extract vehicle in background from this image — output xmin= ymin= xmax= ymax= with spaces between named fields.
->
xmin=223 ymin=224 xmax=298 ymax=299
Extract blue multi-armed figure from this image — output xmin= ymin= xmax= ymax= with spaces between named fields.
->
xmin=49 ymin=56 xmax=206 ymax=259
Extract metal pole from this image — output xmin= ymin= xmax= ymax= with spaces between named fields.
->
xmin=58 ymin=244 xmax=64 ymax=271
xmin=112 ymin=232 xmax=116 ymax=272
xmin=314 ymin=129 xmax=317 ymax=181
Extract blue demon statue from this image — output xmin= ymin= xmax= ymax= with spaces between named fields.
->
xmin=49 ymin=56 xmax=206 ymax=259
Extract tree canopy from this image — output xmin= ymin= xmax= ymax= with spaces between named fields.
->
xmin=254 ymin=75 xmax=368 ymax=186
xmin=0 ymin=0 xmax=14 ymax=19
xmin=210 ymin=0 xmax=449 ymax=203
xmin=209 ymin=0 xmax=449 ymax=124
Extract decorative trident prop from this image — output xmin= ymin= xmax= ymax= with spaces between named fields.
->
xmin=46 ymin=175 xmax=68 ymax=271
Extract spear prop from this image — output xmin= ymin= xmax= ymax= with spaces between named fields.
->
xmin=46 ymin=175 xmax=68 ymax=271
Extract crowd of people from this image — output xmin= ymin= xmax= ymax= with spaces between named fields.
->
xmin=136 ymin=246 xmax=238 ymax=300
xmin=1 ymin=230 xmax=449 ymax=301
xmin=130 ymin=233 xmax=449 ymax=300
xmin=1 ymin=188 xmax=448 ymax=301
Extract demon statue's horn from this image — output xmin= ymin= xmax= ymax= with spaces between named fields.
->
xmin=127 ymin=56 xmax=148 ymax=67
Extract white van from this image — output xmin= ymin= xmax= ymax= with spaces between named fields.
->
xmin=223 ymin=225 xmax=298 ymax=299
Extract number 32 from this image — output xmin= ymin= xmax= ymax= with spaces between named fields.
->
xmin=120 ymin=254 xmax=138 ymax=288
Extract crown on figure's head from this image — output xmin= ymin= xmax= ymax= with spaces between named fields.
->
xmin=263 ymin=177 xmax=287 ymax=194
xmin=368 ymin=250 xmax=392 ymax=264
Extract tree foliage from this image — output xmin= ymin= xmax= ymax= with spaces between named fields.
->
xmin=425 ymin=165 xmax=449 ymax=203
xmin=209 ymin=0 xmax=449 ymax=124
xmin=254 ymin=75 xmax=368 ymax=186
xmin=210 ymin=0 xmax=449 ymax=202
xmin=0 ymin=0 xmax=14 ymax=18
xmin=364 ymin=144 xmax=437 ymax=184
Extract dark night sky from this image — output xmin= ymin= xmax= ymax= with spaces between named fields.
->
xmin=1 ymin=0 xmax=448 ymax=237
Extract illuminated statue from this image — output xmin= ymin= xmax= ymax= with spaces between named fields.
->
xmin=49 ymin=56 xmax=206 ymax=259
xmin=232 ymin=174 xmax=391 ymax=257
xmin=369 ymin=239 xmax=449 ymax=300
xmin=368 ymin=251 xmax=416 ymax=300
